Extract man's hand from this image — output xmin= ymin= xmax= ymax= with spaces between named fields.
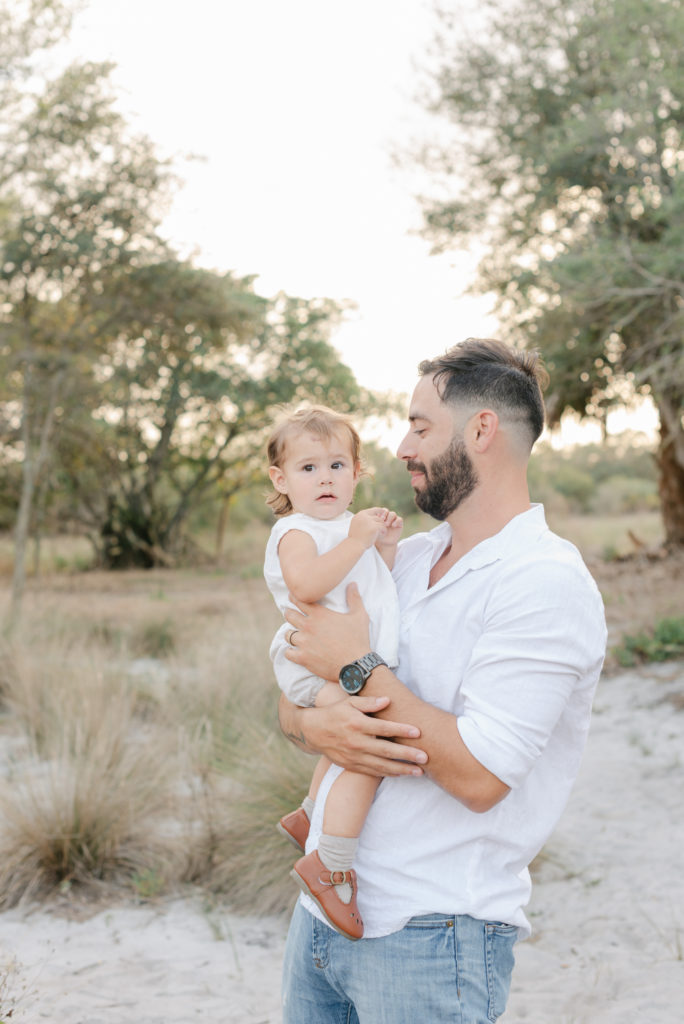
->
xmin=278 ymin=693 xmax=427 ymax=778
xmin=284 ymin=582 xmax=371 ymax=681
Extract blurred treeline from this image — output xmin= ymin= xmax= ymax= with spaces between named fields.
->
xmin=199 ymin=432 xmax=659 ymax=537
xmin=0 ymin=1 xmax=395 ymax=615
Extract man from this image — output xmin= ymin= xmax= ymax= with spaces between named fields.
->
xmin=277 ymin=338 xmax=607 ymax=1024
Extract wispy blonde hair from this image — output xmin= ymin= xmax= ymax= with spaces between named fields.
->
xmin=266 ymin=405 xmax=363 ymax=517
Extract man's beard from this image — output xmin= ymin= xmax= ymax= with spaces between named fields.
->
xmin=408 ymin=439 xmax=478 ymax=521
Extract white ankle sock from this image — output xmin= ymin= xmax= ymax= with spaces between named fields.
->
xmin=317 ymin=834 xmax=358 ymax=904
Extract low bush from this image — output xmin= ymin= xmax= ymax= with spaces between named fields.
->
xmin=613 ymin=617 xmax=684 ymax=667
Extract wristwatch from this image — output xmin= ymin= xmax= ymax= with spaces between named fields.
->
xmin=339 ymin=652 xmax=388 ymax=695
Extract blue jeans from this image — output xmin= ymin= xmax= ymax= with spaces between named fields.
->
xmin=282 ymin=902 xmax=517 ymax=1024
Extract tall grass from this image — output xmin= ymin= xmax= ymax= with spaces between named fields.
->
xmin=0 ymin=566 xmax=311 ymax=913
xmin=1 ymin=514 xmax=673 ymax=916
xmin=0 ymin=635 xmax=177 ymax=906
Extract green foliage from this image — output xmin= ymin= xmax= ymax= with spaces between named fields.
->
xmin=0 ymin=4 xmax=394 ymax=573
xmin=592 ymin=475 xmax=659 ymax=515
xmin=416 ymin=0 xmax=684 ymax=544
xmin=528 ymin=436 xmax=658 ymax=514
xmin=353 ymin=441 xmax=421 ymax=519
xmin=613 ymin=617 xmax=684 ymax=667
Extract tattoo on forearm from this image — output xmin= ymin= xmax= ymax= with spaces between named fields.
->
xmin=285 ymin=727 xmax=310 ymax=751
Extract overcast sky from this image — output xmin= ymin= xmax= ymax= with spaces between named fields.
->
xmin=60 ymin=0 xmax=656 ymax=447
xmin=62 ymin=2 xmax=496 ymax=419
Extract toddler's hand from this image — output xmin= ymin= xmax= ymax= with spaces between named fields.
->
xmin=349 ymin=508 xmax=389 ymax=548
xmin=374 ymin=508 xmax=403 ymax=549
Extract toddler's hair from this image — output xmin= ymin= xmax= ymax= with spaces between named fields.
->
xmin=266 ymin=405 xmax=363 ymax=516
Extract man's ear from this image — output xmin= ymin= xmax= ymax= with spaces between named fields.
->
xmin=470 ymin=410 xmax=499 ymax=452
xmin=268 ymin=465 xmax=288 ymax=493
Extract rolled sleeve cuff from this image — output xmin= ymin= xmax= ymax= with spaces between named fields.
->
xmin=457 ymin=715 xmax=532 ymax=790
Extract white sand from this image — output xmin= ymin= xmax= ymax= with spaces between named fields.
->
xmin=1 ymin=661 xmax=683 ymax=1023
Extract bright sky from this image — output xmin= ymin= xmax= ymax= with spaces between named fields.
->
xmin=62 ymin=0 xmax=656 ymax=449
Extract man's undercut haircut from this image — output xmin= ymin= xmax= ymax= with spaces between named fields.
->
xmin=266 ymin=404 xmax=363 ymax=517
xmin=419 ymin=338 xmax=548 ymax=449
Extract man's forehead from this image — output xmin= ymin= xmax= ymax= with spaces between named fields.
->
xmin=408 ymin=374 xmax=441 ymax=418
xmin=408 ymin=374 xmax=467 ymax=425
xmin=408 ymin=374 xmax=480 ymax=427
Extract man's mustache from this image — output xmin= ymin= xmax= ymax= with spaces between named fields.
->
xmin=406 ymin=461 xmax=427 ymax=476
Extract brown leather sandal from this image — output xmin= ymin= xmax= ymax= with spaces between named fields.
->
xmin=277 ymin=807 xmax=310 ymax=853
xmin=290 ymin=850 xmax=364 ymax=941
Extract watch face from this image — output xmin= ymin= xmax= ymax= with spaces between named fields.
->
xmin=340 ymin=663 xmax=365 ymax=694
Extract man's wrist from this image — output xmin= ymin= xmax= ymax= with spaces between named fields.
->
xmin=339 ymin=652 xmax=387 ymax=695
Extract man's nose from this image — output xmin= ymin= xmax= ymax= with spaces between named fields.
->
xmin=396 ymin=432 xmax=413 ymax=461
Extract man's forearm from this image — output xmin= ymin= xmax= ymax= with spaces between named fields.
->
xmin=362 ymin=666 xmax=510 ymax=813
xmin=277 ymin=692 xmax=429 ymax=779
xmin=278 ymin=695 xmax=317 ymax=755
xmin=279 ymin=587 xmax=508 ymax=806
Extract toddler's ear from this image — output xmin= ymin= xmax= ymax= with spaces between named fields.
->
xmin=269 ymin=465 xmax=288 ymax=493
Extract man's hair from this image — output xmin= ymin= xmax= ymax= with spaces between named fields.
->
xmin=266 ymin=404 xmax=363 ymax=517
xmin=418 ymin=338 xmax=548 ymax=448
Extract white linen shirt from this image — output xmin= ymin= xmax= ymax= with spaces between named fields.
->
xmin=302 ymin=504 xmax=607 ymax=938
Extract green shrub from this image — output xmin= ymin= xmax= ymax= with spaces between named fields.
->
xmin=591 ymin=475 xmax=659 ymax=515
xmin=613 ymin=617 xmax=684 ymax=667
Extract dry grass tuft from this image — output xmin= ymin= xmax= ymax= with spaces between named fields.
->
xmin=207 ymin=731 xmax=315 ymax=915
xmin=0 ymin=671 xmax=177 ymax=907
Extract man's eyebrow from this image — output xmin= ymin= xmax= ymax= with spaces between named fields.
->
xmin=408 ymin=412 xmax=430 ymax=423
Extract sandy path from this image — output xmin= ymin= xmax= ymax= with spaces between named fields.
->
xmin=1 ymin=661 xmax=682 ymax=1023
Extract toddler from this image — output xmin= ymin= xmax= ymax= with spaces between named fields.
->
xmin=263 ymin=404 xmax=401 ymax=940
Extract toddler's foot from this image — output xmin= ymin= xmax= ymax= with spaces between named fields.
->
xmin=290 ymin=850 xmax=364 ymax=941
xmin=277 ymin=807 xmax=310 ymax=853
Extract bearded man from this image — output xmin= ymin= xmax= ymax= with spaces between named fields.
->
xmin=277 ymin=338 xmax=606 ymax=1024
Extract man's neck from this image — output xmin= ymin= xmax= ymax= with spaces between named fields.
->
xmin=428 ymin=486 xmax=531 ymax=587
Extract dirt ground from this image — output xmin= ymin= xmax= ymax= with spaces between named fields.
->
xmin=587 ymin=547 xmax=684 ymax=671
xmin=3 ymin=541 xmax=683 ymax=676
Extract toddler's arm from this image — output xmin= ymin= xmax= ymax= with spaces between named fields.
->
xmin=278 ymin=508 xmax=398 ymax=604
xmin=371 ymin=508 xmax=403 ymax=569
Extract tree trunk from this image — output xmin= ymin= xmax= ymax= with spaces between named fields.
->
xmin=215 ymin=494 xmax=231 ymax=559
xmin=9 ymin=454 xmax=34 ymax=630
xmin=8 ymin=364 xmax=66 ymax=625
xmin=655 ymin=395 xmax=684 ymax=548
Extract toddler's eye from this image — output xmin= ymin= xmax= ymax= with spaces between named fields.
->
xmin=331 ymin=461 xmax=343 ymax=470
xmin=303 ymin=464 xmax=315 ymax=472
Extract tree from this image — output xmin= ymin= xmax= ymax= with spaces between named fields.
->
xmin=0 ymin=0 xmax=174 ymax=618
xmin=415 ymin=0 xmax=684 ymax=545
xmin=54 ymin=267 xmax=379 ymax=568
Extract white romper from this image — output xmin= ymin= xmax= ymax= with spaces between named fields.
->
xmin=264 ymin=511 xmax=400 ymax=707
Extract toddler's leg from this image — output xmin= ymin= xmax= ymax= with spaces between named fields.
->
xmin=321 ymin=769 xmax=379 ymax=838
xmin=291 ymin=770 xmax=380 ymax=941
xmin=278 ymin=682 xmax=340 ymax=852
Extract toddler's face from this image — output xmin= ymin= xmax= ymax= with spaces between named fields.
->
xmin=269 ymin=430 xmax=359 ymax=519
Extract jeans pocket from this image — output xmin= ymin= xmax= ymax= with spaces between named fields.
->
xmin=484 ymin=922 xmax=517 ymax=1022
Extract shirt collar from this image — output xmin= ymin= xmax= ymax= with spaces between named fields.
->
xmin=426 ymin=503 xmax=549 ymax=586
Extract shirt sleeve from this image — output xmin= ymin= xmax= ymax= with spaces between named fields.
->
xmin=456 ymin=554 xmax=607 ymax=789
